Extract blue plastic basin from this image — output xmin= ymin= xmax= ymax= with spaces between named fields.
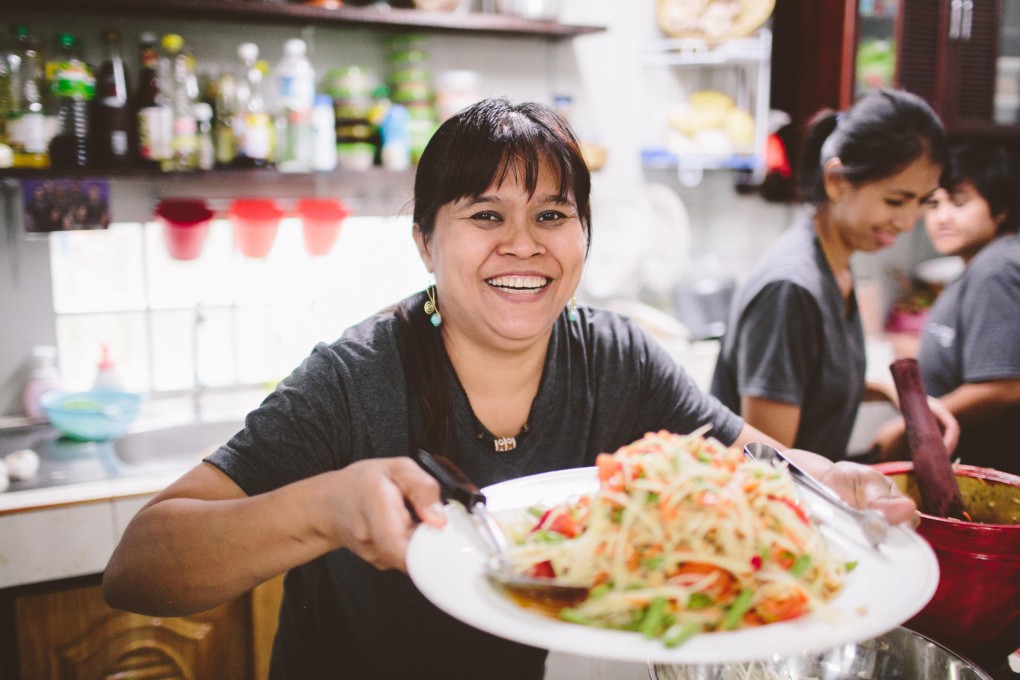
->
xmin=40 ymin=390 xmax=142 ymax=441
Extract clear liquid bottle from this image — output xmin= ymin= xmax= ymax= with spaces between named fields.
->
xmin=134 ymin=31 xmax=171 ymax=168
xmin=93 ymin=28 xmax=131 ymax=166
xmin=274 ymin=38 xmax=315 ymax=172
xmin=7 ymin=26 xmax=49 ymax=169
xmin=213 ymin=70 xmax=237 ymax=166
xmin=161 ymin=34 xmax=197 ymax=171
xmin=233 ymin=43 xmax=273 ymax=168
xmin=47 ymin=32 xmax=95 ymax=169
xmin=22 ymin=345 xmax=61 ymax=420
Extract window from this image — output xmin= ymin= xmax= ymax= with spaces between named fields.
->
xmin=50 ymin=215 xmax=427 ymax=394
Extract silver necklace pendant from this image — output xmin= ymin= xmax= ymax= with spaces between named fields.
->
xmin=493 ymin=435 xmax=517 ymax=453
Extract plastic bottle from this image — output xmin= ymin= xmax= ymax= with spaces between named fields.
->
xmin=311 ymin=93 xmax=337 ymax=172
xmin=93 ymin=28 xmax=131 ymax=166
xmin=380 ymin=102 xmax=411 ymax=171
xmin=48 ymin=33 xmax=95 ymax=169
xmin=274 ymin=38 xmax=315 ymax=172
xmin=91 ymin=343 xmax=124 ymax=391
xmin=161 ymin=34 xmax=197 ymax=171
xmin=234 ymin=43 xmax=273 ymax=167
xmin=193 ymin=101 xmax=214 ymax=170
xmin=7 ymin=26 xmax=50 ymax=169
xmin=22 ymin=345 xmax=61 ymax=420
xmin=134 ymin=31 xmax=171 ymax=167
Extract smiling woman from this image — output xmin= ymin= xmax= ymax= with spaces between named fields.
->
xmin=710 ymin=89 xmax=953 ymax=460
xmin=102 ymin=96 xmax=921 ymax=680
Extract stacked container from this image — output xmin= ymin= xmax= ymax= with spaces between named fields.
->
xmin=322 ymin=65 xmax=378 ymax=171
xmin=386 ymin=35 xmax=438 ymax=165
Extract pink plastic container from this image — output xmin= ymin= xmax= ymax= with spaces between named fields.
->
xmin=155 ymin=199 xmax=214 ymax=261
xmin=229 ymin=198 xmax=284 ymax=258
xmin=297 ymin=197 xmax=350 ymax=256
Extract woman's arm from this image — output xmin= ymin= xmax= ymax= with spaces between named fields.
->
xmin=103 ymin=458 xmax=444 ymax=617
xmin=937 ymin=379 xmax=1020 ymax=426
xmin=740 ymin=396 xmax=801 ymax=448
xmin=732 ymin=423 xmax=918 ymax=526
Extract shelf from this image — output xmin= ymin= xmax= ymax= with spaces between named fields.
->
xmin=18 ymin=0 xmax=606 ymax=39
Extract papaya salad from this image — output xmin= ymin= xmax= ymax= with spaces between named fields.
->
xmin=500 ymin=430 xmax=855 ymax=647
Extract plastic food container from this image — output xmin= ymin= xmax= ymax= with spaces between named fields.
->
xmin=40 ymin=390 xmax=142 ymax=441
xmin=155 ymin=199 xmax=214 ymax=261
xmin=296 ymin=198 xmax=350 ymax=257
xmin=228 ymin=198 xmax=284 ymax=258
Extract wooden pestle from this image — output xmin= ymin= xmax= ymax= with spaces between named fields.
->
xmin=889 ymin=358 xmax=965 ymax=519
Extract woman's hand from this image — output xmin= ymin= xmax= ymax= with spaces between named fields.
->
xmin=816 ymin=459 xmax=918 ymax=526
xmin=869 ymin=395 xmax=959 ymax=462
xmin=324 ymin=457 xmax=447 ymax=572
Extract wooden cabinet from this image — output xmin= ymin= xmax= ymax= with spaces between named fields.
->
xmin=772 ymin=0 xmax=1020 ymax=166
xmin=10 ymin=574 xmax=284 ymax=680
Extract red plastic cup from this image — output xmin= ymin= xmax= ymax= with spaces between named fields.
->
xmin=229 ymin=198 xmax=284 ymax=258
xmin=155 ymin=199 xmax=214 ymax=261
xmin=297 ymin=197 xmax=350 ymax=257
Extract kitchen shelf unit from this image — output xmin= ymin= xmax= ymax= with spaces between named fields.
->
xmin=14 ymin=0 xmax=605 ymax=40
xmin=638 ymin=29 xmax=773 ymax=187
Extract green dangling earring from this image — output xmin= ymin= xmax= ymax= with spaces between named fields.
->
xmin=424 ymin=285 xmax=442 ymax=327
xmin=567 ymin=296 xmax=579 ymax=322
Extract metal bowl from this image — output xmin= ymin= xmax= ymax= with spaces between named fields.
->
xmin=648 ymin=627 xmax=993 ymax=680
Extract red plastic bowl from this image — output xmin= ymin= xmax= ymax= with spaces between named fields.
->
xmin=874 ymin=462 xmax=1020 ymax=671
xmin=229 ymin=198 xmax=284 ymax=258
xmin=296 ymin=197 xmax=350 ymax=256
xmin=155 ymin=199 xmax=214 ymax=261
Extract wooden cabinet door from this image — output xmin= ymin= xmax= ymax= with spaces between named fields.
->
xmin=900 ymin=0 xmax=1005 ymax=133
xmin=15 ymin=584 xmax=250 ymax=680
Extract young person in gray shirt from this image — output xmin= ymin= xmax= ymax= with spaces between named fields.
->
xmin=103 ymin=97 xmax=920 ymax=680
xmin=874 ymin=143 xmax=1020 ymax=474
xmin=711 ymin=89 xmax=957 ymax=460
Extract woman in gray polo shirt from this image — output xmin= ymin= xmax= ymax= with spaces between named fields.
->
xmin=873 ymin=143 xmax=1020 ymax=474
xmin=711 ymin=89 xmax=954 ymax=461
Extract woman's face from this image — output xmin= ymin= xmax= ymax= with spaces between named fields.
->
xmin=825 ymin=156 xmax=942 ymax=254
xmin=415 ymin=159 xmax=587 ymax=350
xmin=924 ymin=181 xmax=1004 ymax=262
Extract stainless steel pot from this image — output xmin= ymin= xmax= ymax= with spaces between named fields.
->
xmin=648 ymin=627 xmax=994 ymax=680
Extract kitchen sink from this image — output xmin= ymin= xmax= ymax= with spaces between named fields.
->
xmin=113 ymin=419 xmax=243 ymax=468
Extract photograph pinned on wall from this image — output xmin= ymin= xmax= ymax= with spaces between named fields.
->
xmin=22 ymin=178 xmax=111 ymax=232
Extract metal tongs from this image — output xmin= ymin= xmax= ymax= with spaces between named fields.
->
xmin=743 ymin=442 xmax=889 ymax=549
xmin=411 ymin=449 xmax=589 ymax=606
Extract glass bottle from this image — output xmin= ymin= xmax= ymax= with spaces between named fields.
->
xmin=193 ymin=101 xmax=214 ymax=170
xmin=7 ymin=26 xmax=49 ymax=168
xmin=22 ymin=345 xmax=61 ymax=420
xmin=93 ymin=28 xmax=131 ymax=166
xmin=161 ymin=34 xmax=197 ymax=171
xmin=274 ymin=38 xmax=315 ymax=173
xmin=134 ymin=31 xmax=171 ymax=168
xmin=233 ymin=43 xmax=273 ymax=168
xmin=213 ymin=70 xmax=237 ymax=166
xmin=48 ymin=33 xmax=95 ymax=169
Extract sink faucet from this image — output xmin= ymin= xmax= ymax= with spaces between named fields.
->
xmin=192 ymin=302 xmax=205 ymax=420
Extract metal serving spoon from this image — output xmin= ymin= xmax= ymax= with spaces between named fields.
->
xmin=743 ymin=442 xmax=889 ymax=549
xmin=410 ymin=449 xmax=589 ymax=607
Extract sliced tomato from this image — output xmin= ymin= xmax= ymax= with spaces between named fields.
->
xmin=755 ymin=589 xmax=808 ymax=623
xmin=528 ymin=560 xmax=555 ymax=579
xmin=768 ymin=494 xmax=810 ymax=524
xmin=547 ymin=512 xmax=581 ymax=538
xmin=669 ymin=562 xmax=737 ymax=601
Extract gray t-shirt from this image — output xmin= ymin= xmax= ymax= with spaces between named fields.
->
xmin=710 ymin=220 xmax=865 ymax=460
xmin=205 ymin=299 xmax=742 ymax=680
xmin=919 ymin=235 xmax=1020 ymax=474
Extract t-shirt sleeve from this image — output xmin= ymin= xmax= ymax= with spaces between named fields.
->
xmin=959 ymin=262 xmax=1020 ymax=383
xmin=630 ymin=322 xmax=744 ymax=446
xmin=735 ymin=281 xmax=822 ymax=405
xmin=204 ymin=342 xmax=353 ymax=496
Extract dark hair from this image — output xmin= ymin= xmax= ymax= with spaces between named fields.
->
xmin=396 ymin=96 xmax=592 ymax=455
xmin=941 ymin=143 xmax=1020 ymax=235
xmin=797 ymin=89 xmax=948 ymax=205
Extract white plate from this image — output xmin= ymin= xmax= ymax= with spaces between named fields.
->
xmin=407 ymin=467 xmax=940 ymax=664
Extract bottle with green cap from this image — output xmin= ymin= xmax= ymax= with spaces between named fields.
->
xmin=161 ymin=33 xmax=197 ymax=171
xmin=47 ymin=32 xmax=95 ymax=169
